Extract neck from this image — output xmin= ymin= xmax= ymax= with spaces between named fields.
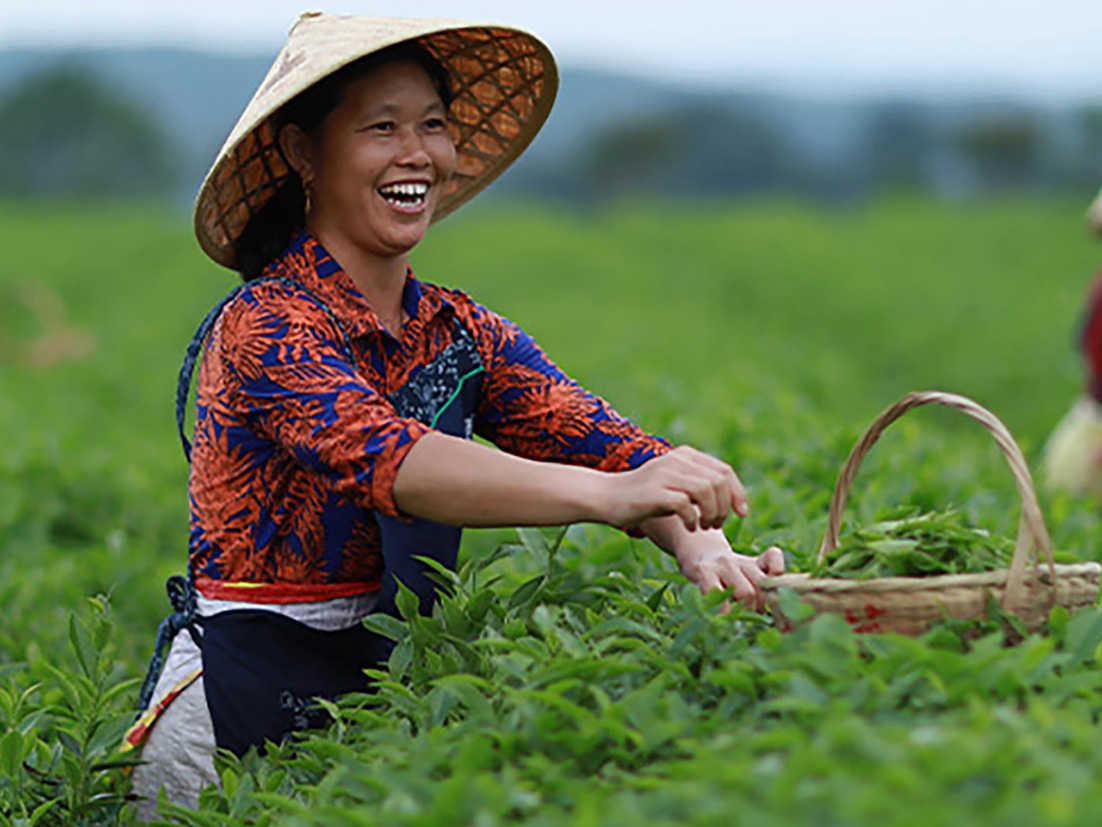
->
xmin=312 ymin=228 xmax=409 ymax=334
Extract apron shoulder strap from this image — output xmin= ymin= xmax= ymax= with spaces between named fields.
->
xmin=175 ymin=275 xmax=360 ymax=462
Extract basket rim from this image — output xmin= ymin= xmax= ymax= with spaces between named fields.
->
xmin=762 ymin=561 xmax=1102 ymax=595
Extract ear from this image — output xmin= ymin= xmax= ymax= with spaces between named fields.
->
xmin=278 ymin=123 xmax=315 ymax=183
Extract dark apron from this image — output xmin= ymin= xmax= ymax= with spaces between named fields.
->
xmin=140 ymin=277 xmax=484 ymax=756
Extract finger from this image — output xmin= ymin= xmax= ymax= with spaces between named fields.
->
xmin=685 ymin=474 xmax=723 ymax=528
xmin=707 ymin=472 xmax=736 ymax=530
xmin=739 ymin=559 xmax=766 ymax=587
xmin=680 ymin=450 xmax=748 ymax=520
xmin=758 ymin=546 xmax=786 ymax=575
xmin=651 ymin=450 xmax=744 ymax=527
xmin=658 ymin=469 xmax=727 ymax=528
xmin=665 ymin=490 xmax=699 ymax=532
xmin=683 ymin=563 xmax=723 ymax=596
xmin=722 ymin=566 xmax=761 ymax=611
xmin=727 ymin=469 xmax=749 ymax=518
xmin=688 ymin=466 xmax=739 ymax=529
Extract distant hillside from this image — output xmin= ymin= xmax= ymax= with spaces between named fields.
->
xmin=0 ymin=48 xmax=708 ymax=200
xmin=0 ymin=48 xmax=269 ymax=201
xmin=1 ymin=47 xmax=1099 ymax=203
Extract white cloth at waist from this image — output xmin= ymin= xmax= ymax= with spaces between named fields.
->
xmin=197 ymin=591 xmax=380 ymax=632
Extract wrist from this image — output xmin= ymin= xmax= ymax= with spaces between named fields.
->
xmin=646 ymin=517 xmax=728 ymax=558
xmin=572 ymin=468 xmax=616 ymax=524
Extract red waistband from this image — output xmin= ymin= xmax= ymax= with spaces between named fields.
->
xmin=195 ymin=578 xmax=381 ymax=604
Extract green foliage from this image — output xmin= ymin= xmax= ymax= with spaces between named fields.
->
xmin=146 ymin=543 xmax=1102 ymax=827
xmin=2 ymin=197 xmax=1102 ymax=825
xmin=810 ymin=508 xmax=1015 ymax=578
xmin=0 ymin=598 xmax=139 ymax=827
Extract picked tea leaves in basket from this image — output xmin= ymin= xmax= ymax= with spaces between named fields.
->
xmin=762 ymin=391 xmax=1102 ymax=636
xmin=809 ymin=507 xmax=1016 ymax=580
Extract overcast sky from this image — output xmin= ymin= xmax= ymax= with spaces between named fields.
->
xmin=6 ymin=0 xmax=1102 ymax=99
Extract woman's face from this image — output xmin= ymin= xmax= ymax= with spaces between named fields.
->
xmin=290 ymin=60 xmax=457 ymax=259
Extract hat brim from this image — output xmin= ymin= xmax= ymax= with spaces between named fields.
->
xmin=194 ymin=14 xmax=558 ymax=269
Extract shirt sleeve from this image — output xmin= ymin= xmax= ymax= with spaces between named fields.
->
xmin=215 ymin=285 xmax=431 ymax=517
xmin=469 ymin=302 xmax=672 ymax=470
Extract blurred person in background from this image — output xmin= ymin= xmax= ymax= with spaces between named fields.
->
xmin=123 ymin=12 xmax=783 ymax=820
xmin=1042 ymin=186 xmax=1102 ymax=497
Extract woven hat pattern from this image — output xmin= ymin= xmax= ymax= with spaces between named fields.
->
xmin=194 ymin=14 xmax=557 ymax=268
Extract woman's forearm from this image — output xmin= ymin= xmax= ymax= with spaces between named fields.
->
xmin=392 ymin=431 xmax=610 ymax=527
xmin=391 ymin=430 xmax=784 ymax=605
xmin=393 ymin=435 xmax=749 ymax=537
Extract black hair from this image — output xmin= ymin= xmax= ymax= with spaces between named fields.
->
xmin=234 ymin=40 xmax=454 ymax=280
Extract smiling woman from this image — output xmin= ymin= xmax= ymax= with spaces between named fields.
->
xmin=278 ymin=55 xmax=458 ymax=299
xmin=233 ymin=39 xmax=458 ymax=281
xmin=124 ymin=11 xmax=783 ymax=822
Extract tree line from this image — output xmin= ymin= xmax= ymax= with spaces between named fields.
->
xmin=2 ymin=63 xmax=1101 ymax=202
xmin=0 ymin=65 xmax=176 ymax=197
xmin=516 ymin=101 xmax=1102 ymax=204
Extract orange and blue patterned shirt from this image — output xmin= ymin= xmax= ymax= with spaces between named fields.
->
xmin=188 ymin=231 xmax=671 ymax=604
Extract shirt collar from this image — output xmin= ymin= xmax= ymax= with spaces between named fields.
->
xmin=266 ymin=229 xmax=452 ymax=340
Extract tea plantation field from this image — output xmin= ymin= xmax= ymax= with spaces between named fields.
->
xmin=3 ymin=196 xmax=1102 ymax=826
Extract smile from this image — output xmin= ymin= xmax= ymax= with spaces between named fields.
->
xmin=378 ymin=181 xmax=429 ymax=212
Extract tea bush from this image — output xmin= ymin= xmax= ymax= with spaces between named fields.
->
xmin=1 ymin=197 xmax=1101 ymax=825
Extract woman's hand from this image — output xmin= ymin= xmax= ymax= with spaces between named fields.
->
xmin=596 ymin=446 xmax=749 ymax=532
xmin=395 ymin=436 xmax=750 ymax=531
xmin=639 ymin=510 xmax=785 ymax=610
xmin=674 ymin=539 xmax=785 ymax=611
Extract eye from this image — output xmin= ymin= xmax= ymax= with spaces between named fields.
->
xmin=424 ymin=117 xmax=447 ymax=131
xmin=367 ymin=120 xmax=395 ymax=134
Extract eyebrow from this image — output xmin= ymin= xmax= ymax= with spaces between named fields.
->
xmin=365 ymin=100 xmax=447 ymax=118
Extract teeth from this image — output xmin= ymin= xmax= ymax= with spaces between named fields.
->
xmin=379 ymin=182 xmax=428 ymax=197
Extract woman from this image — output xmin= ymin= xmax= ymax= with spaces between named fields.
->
xmin=1043 ymin=186 xmax=1102 ymax=498
xmin=126 ymin=13 xmax=783 ymax=819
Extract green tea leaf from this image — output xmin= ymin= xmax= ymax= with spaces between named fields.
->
xmin=508 ymin=575 xmax=546 ymax=611
xmin=811 ymin=508 xmax=1016 ymax=579
xmin=645 ymin=582 xmax=671 ymax=613
xmin=362 ymin=614 xmax=408 ymax=642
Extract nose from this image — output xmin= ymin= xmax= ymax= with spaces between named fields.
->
xmin=396 ymin=128 xmax=431 ymax=169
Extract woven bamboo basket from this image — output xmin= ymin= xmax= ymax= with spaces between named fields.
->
xmin=762 ymin=391 xmax=1101 ymax=636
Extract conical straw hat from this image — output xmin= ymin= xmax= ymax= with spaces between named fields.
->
xmin=194 ymin=12 xmax=558 ymax=269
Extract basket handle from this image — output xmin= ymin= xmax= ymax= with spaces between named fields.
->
xmin=817 ymin=391 xmax=1057 ymax=613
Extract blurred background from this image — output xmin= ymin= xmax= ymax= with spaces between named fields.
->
xmin=4 ymin=0 xmax=1102 ymax=206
